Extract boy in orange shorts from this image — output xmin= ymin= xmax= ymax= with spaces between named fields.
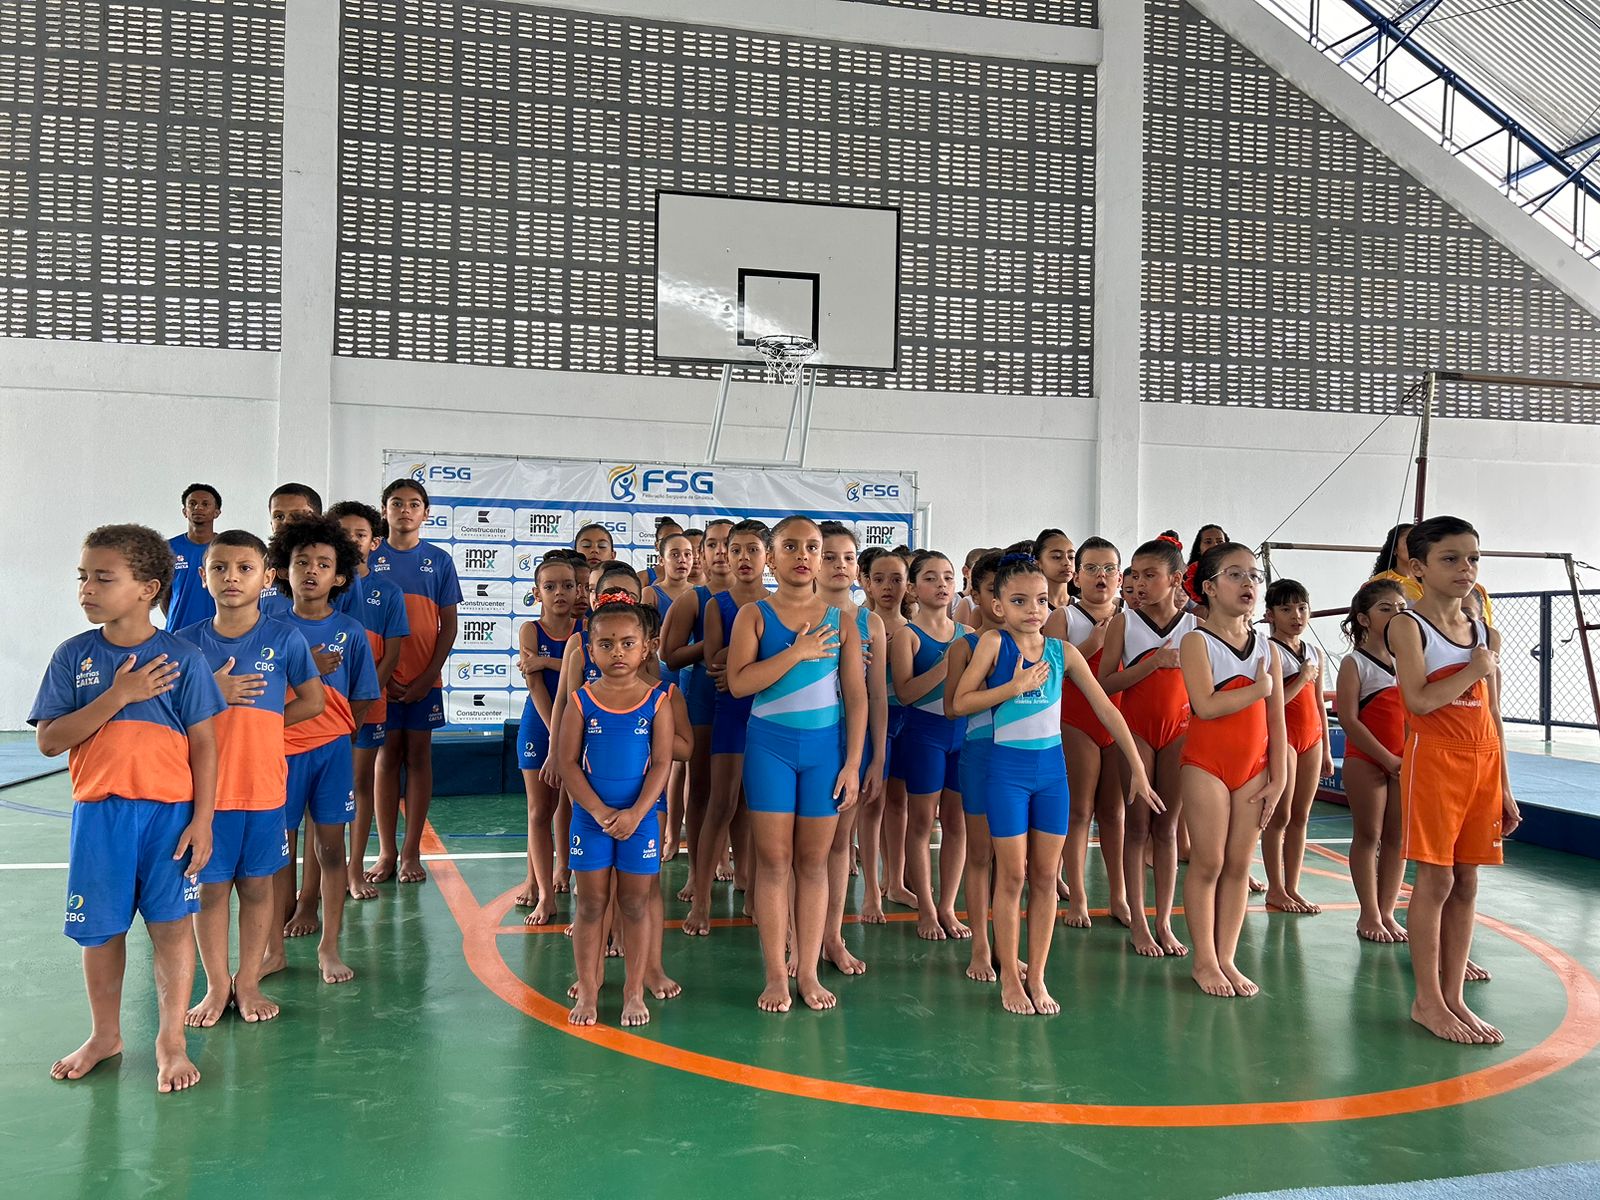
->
xmin=1387 ymin=515 xmax=1520 ymax=1045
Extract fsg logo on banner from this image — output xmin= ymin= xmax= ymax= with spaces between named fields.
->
xmin=607 ymin=464 xmax=715 ymax=502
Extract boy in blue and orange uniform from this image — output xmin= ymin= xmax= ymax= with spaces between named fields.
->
xmin=370 ymin=478 xmax=460 ymax=885
xmin=164 ymin=483 xmax=221 ymax=631
xmin=1388 ymin=515 xmax=1520 ymax=1046
xmin=259 ymin=483 xmax=324 ymax=620
xmin=177 ymin=530 xmax=325 ymax=1026
xmin=31 ymin=524 xmax=226 ymax=1092
xmin=329 ymin=500 xmax=410 ymax=899
xmin=263 ymin=516 xmax=379 ymax=985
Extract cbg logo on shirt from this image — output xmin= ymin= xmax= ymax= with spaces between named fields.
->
xmin=255 ymin=645 xmax=277 ymax=672
xmin=65 ymin=893 xmax=86 ymax=923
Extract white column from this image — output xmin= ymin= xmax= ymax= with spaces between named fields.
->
xmin=275 ymin=0 xmax=340 ymax=492
xmin=1092 ymin=0 xmax=1146 ymax=547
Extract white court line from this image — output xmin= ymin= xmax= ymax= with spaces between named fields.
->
xmin=0 ymin=839 xmax=1357 ymax=871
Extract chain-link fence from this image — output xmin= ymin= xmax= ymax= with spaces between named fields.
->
xmin=1487 ymin=590 xmax=1600 ymax=735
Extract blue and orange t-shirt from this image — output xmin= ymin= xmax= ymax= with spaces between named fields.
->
xmin=336 ymin=570 xmax=410 ymax=726
xmin=29 ymin=629 xmax=227 ymax=804
xmin=176 ymin=615 xmax=318 ymax=812
xmin=369 ymin=540 xmax=461 ymax=689
xmin=279 ymin=609 xmax=380 ymax=755
xmin=165 ymin=533 xmax=217 ymax=631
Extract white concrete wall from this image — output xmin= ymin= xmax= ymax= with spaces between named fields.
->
xmin=0 ymin=342 xmax=280 ymax=729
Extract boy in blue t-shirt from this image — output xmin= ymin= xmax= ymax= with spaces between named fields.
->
xmin=263 ymin=516 xmax=379 ymax=985
xmin=259 ymin=482 xmax=323 ymax=621
xmin=369 ymin=479 xmax=461 ymax=885
xmin=176 ymin=529 xmax=325 ymax=1026
xmin=163 ymin=482 xmax=222 ymax=631
xmin=329 ymin=500 xmax=410 ymax=899
xmin=30 ymin=524 xmax=226 ymax=1093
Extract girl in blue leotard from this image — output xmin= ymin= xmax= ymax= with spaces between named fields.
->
xmin=558 ymin=597 xmax=674 ymax=1029
xmin=817 ymin=521 xmax=887 ymax=977
xmin=727 ymin=516 xmax=866 ymax=1014
xmin=890 ymin=550 xmax=971 ymax=942
xmin=860 ymin=546 xmax=910 ymax=923
xmin=514 ymin=552 xmax=578 ymax=926
xmin=954 ymin=555 xmax=1156 ymax=1018
xmin=646 ymin=532 xmax=696 ymax=860
xmin=682 ymin=520 xmax=770 ymax=936
xmin=661 ymin=518 xmax=734 ymax=905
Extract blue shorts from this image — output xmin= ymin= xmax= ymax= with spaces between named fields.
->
xmin=686 ymin=664 xmax=716 ymax=727
xmin=960 ymin=738 xmax=993 ymax=817
xmin=743 ymin=717 xmax=845 ymax=819
xmin=569 ymin=798 xmax=662 ymax=876
xmin=711 ymin=692 xmax=753 ymax=756
xmin=64 ymin=798 xmax=200 ymax=945
xmin=285 ymin=739 xmax=356 ymax=829
xmin=354 ymin=720 xmax=386 ymax=749
xmin=199 ymin=807 xmax=291 ymax=883
xmin=986 ymin=744 xmax=1070 ymax=838
xmin=896 ymin=711 xmax=963 ymax=796
xmin=886 ymin=708 xmax=909 ymax=783
xmin=386 ymin=686 xmax=445 ymax=732
xmin=517 ymin=697 xmax=551 ymax=771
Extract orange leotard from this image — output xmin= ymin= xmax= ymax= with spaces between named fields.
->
xmin=1181 ymin=628 xmax=1271 ymax=791
xmin=1059 ymin=603 xmax=1117 ymax=749
xmin=1118 ymin=610 xmax=1197 ymax=752
xmin=1272 ymin=638 xmax=1325 ymax=755
xmin=1343 ymin=649 xmax=1403 ymax=767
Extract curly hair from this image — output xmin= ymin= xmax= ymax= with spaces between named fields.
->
xmin=84 ymin=523 xmax=174 ymax=608
xmin=266 ymin=513 xmax=360 ymax=601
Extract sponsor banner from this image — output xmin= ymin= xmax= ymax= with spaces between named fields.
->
xmin=384 ymin=452 xmax=915 ymax=730
xmin=445 ymin=689 xmax=514 ymax=726
xmin=447 ymin=653 xmax=518 ymax=689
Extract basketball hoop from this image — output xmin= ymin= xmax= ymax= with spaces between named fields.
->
xmin=755 ymin=334 xmax=817 ymax=386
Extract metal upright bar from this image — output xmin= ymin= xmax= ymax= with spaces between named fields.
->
xmin=1563 ymin=554 xmax=1600 ymax=745
xmin=707 ymin=364 xmax=733 ymax=462
xmin=1413 ymin=370 xmax=1434 ymax=523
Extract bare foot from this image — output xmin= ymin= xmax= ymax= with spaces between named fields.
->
xmin=319 ymin=951 xmax=355 ymax=985
xmin=849 ymin=859 xmax=860 ymax=877
xmin=525 ymin=899 xmax=558 ymax=927
xmin=156 ymin=1040 xmax=202 ymax=1093
xmin=1264 ymin=889 xmax=1304 ymax=914
xmin=1027 ymin=979 xmax=1061 ymax=1015
xmin=50 ymin=1035 xmax=123 ymax=1081
xmin=966 ymin=951 xmax=997 ymax=982
xmin=885 ymin=885 xmax=917 ymax=908
xmin=939 ymin=910 xmax=972 ymax=940
xmin=676 ymin=881 xmax=694 ymax=903
xmin=347 ymin=873 xmax=379 ymax=901
xmin=259 ymin=949 xmax=287 ymax=979
xmin=663 ymin=837 xmax=679 ymax=863
xmin=513 ymin=876 xmax=537 ymax=907
xmin=1109 ymin=900 xmax=1133 ymax=928
xmin=1465 ymin=958 xmax=1492 ymax=983
xmin=234 ymin=981 xmax=280 ymax=1023
xmin=1062 ymin=901 xmax=1092 ymax=929
xmin=1129 ymin=925 xmax=1164 ymax=958
xmin=1446 ymin=999 xmax=1503 ymax=1044
xmin=1000 ymin=976 xmax=1036 ymax=1015
xmin=605 ymin=936 xmax=623 ymax=959
xmin=1288 ymin=890 xmax=1322 ymax=914
xmin=566 ymin=979 xmax=580 ymax=1000
xmin=1055 ymin=875 xmax=1071 ymax=901
xmin=1383 ymin=915 xmax=1409 ymax=942
xmin=1248 ymin=875 xmax=1266 ymax=894
xmin=743 ymin=899 xmax=755 ymax=920
xmin=916 ymin=914 xmax=947 ymax=941
xmin=822 ymin=940 xmax=867 ymax=976
xmin=621 ymin=993 xmax=651 ymax=1027
xmin=647 ymin=972 xmax=682 ymax=1001
xmin=397 ymin=856 xmax=427 ymax=884
xmin=715 ymin=862 xmax=734 ymax=883
xmin=681 ymin=906 xmax=710 ymax=936
xmin=757 ymin=982 xmax=792 ymax=1013
xmin=1412 ymin=999 xmax=1483 ymax=1043
xmin=859 ymin=899 xmax=887 ymax=925
xmin=799 ymin=980 xmax=837 ymax=1011
xmin=185 ymin=986 xmax=232 ymax=1028
xmin=1221 ymin=965 xmax=1258 ymax=997
xmin=1192 ymin=965 xmax=1236 ymax=997
xmin=284 ymin=903 xmax=320 ymax=938
xmin=553 ymin=869 xmax=571 ymax=894
xmin=364 ymin=855 xmax=396 ymax=884
xmin=569 ymin=994 xmax=598 ymax=1025
xmin=1357 ymin=917 xmax=1395 ymax=943
xmin=1157 ymin=925 xmax=1189 ymax=957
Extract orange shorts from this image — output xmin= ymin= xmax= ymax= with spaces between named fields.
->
xmin=1399 ymin=733 xmax=1504 ymax=867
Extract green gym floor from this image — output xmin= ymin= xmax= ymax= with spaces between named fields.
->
xmin=4 ymin=769 xmax=1599 ymax=1198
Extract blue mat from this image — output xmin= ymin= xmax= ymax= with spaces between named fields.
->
xmin=0 ymin=740 xmax=61 ymax=789
xmin=1508 ymin=751 xmax=1600 ymax=818
xmin=1224 ymin=1160 xmax=1600 ymax=1200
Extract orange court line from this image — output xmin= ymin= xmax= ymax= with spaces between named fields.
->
xmin=423 ymin=822 xmax=1600 ymax=1127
